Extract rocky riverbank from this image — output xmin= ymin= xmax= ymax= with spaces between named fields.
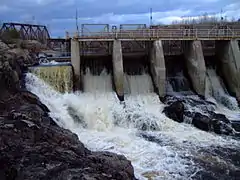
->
xmin=0 ymin=40 xmax=136 ymax=180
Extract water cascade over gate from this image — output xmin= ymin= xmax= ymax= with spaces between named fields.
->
xmin=29 ymin=64 xmax=73 ymax=93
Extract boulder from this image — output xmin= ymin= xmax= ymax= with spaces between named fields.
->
xmin=0 ymin=54 xmax=20 ymax=94
xmin=163 ymin=100 xmax=184 ymax=122
xmin=231 ymin=121 xmax=240 ymax=132
xmin=192 ymin=112 xmax=233 ymax=135
xmin=0 ymin=40 xmax=9 ymax=52
xmin=192 ymin=112 xmax=211 ymax=131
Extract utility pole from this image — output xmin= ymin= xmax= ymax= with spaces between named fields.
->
xmin=150 ymin=8 xmax=153 ymax=26
xmin=220 ymin=9 xmax=223 ymax=22
xmin=76 ymin=9 xmax=79 ymax=37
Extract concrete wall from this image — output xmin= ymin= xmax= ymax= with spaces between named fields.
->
xmin=216 ymin=40 xmax=240 ymax=100
xmin=184 ymin=40 xmax=206 ymax=96
xmin=112 ymin=40 xmax=124 ymax=100
xmin=71 ymin=39 xmax=81 ymax=90
xmin=150 ymin=40 xmax=166 ymax=97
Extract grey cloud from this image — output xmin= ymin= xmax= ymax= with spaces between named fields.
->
xmin=0 ymin=0 xmax=240 ymax=37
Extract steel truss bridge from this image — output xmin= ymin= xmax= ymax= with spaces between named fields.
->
xmin=0 ymin=23 xmax=50 ymax=43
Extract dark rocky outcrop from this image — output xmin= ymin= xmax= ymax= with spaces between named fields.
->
xmin=192 ymin=112 xmax=233 ymax=135
xmin=163 ymin=95 xmax=237 ymax=136
xmin=163 ymin=100 xmax=184 ymax=123
xmin=231 ymin=121 xmax=240 ymax=132
xmin=192 ymin=113 xmax=211 ymax=131
xmin=0 ymin=40 xmax=136 ymax=180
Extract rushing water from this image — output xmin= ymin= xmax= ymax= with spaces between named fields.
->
xmin=25 ymin=71 xmax=240 ymax=180
xmin=206 ymin=68 xmax=239 ymax=114
xmin=83 ymin=68 xmax=113 ymax=93
xmin=124 ymin=73 xmax=154 ymax=95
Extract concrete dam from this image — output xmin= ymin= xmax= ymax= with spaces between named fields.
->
xmin=30 ymin=23 xmax=240 ymax=102
xmin=68 ymin=39 xmax=240 ymax=101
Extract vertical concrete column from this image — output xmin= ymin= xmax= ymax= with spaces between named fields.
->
xmin=150 ymin=40 xmax=166 ymax=97
xmin=71 ymin=39 xmax=81 ymax=90
xmin=184 ymin=40 xmax=206 ymax=96
xmin=112 ymin=40 xmax=124 ymax=100
xmin=216 ymin=40 xmax=240 ymax=99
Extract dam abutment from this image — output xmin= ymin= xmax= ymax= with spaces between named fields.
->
xmin=71 ymin=39 xmax=81 ymax=90
xmin=183 ymin=40 xmax=206 ymax=97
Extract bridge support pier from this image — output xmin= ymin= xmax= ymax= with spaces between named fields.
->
xmin=113 ymin=40 xmax=124 ymax=101
xmin=71 ymin=39 xmax=81 ymax=90
xmin=216 ymin=40 xmax=240 ymax=100
xmin=184 ymin=40 xmax=206 ymax=97
xmin=150 ymin=40 xmax=166 ymax=97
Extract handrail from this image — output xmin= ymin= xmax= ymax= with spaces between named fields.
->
xmin=69 ymin=28 xmax=240 ymax=40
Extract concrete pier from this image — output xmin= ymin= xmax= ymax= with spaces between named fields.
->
xmin=216 ymin=40 xmax=240 ymax=99
xmin=184 ymin=40 xmax=206 ymax=96
xmin=112 ymin=40 xmax=124 ymax=100
xmin=71 ymin=39 xmax=81 ymax=90
xmin=150 ymin=40 xmax=166 ymax=97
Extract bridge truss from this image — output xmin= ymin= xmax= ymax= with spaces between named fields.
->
xmin=0 ymin=23 xmax=50 ymax=43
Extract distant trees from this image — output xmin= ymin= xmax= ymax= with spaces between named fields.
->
xmin=0 ymin=29 xmax=21 ymax=44
xmin=170 ymin=13 xmax=239 ymax=25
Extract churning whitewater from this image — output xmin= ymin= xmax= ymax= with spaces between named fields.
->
xmin=25 ymin=71 xmax=240 ymax=180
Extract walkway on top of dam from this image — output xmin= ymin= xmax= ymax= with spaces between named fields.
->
xmin=69 ymin=23 xmax=240 ymax=41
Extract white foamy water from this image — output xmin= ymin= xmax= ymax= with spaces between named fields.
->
xmin=25 ymin=73 xmax=239 ymax=180
xmin=206 ymin=68 xmax=240 ymax=119
xmin=124 ymin=73 xmax=154 ymax=94
xmin=83 ymin=68 xmax=112 ymax=93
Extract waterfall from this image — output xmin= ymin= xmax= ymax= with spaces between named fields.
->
xmin=124 ymin=73 xmax=154 ymax=95
xmin=29 ymin=64 xmax=73 ymax=93
xmin=25 ymin=72 xmax=240 ymax=180
xmin=82 ymin=68 xmax=113 ymax=93
xmin=206 ymin=68 xmax=239 ymax=111
xmin=167 ymin=71 xmax=193 ymax=95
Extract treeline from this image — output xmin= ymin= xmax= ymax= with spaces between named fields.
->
xmin=171 ymin=13 xmax=240 ymax=25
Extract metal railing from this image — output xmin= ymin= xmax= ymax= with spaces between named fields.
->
xmin=71 ymin=28 xmax=240 ymax=40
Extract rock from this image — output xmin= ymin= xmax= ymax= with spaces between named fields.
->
xmin=210 ymin=113 xmax=233 ymax=135
xmin=163 ymin=100 xmax=184 ymax=122
xmin=192 ymin=112 xmax=233 ymax=135
xmin=0 ymin=113 xmax=136 ymax=180
xmin=0 ymin=40 xmax=9 ymax=52
xmin=21 ymin=40 xmax=46 ymax=51
xmin=7 ymin=48 xmax=37 ymax=66
xmin=231 ymin=121 xmax=240 ymax=132
xmin=192 ymin=112 xmax=211 ymax=131
xmin=210 ymin=113 xmax=230 ymax=124
xmin=20 ymin=90 xmax=50 ymax=113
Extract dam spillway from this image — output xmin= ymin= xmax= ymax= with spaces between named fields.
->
xmin=29 ymin=63 xmax=73 ymax=93
xmin=70 ymin=38 xmax=240 ymax=101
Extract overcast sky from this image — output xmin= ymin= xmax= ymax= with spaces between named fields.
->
xmin=0 ymin=0 xmax=240 ymax=37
